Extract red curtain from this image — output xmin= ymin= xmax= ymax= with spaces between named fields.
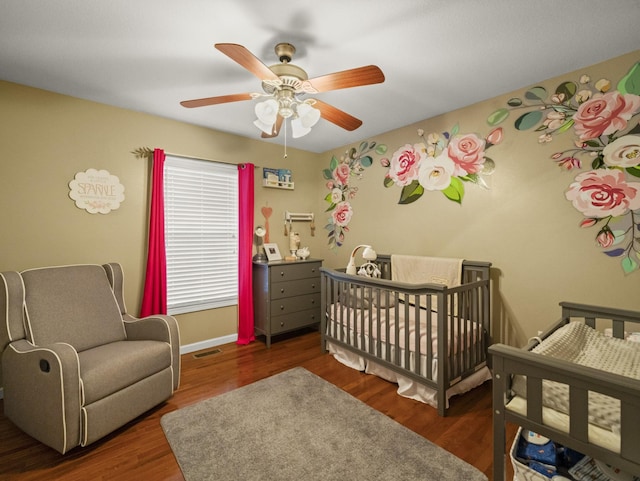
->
xmin=237 ymin=163 xmax=255 ymax=344
xmin=140 ymin=148 xmax=167 ymax=317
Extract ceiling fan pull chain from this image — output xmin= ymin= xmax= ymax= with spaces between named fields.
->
xmin=283 ymin=119 xmax=288 ymax=158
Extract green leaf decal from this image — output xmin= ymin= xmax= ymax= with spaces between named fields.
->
xmin=375 ymin=144 xmax=388 ymax=155
xmin=507 ymin=98 xmax=522 ymax=107
xmin=524 ymin=86 xmax=547 ymax=101
xmin=555 ymin=119 xmax=575 ymax=134
xmin=359 ymin=141 xmax=369 ymax=152
xmin=442 ymin=177 xmax=464 ymax=204
xmin=617 ymin=62 xmax=640 ymax=95
xmin=450 ymin=123 xmax=460 ymax=136
xmin=398 ymin=180 xmax=424 ymax=204
xmin=329 ymin=155 xmax=338 ymax=171
xmin=487 ymin=108 xmax=509 ymax=126
xmin=626 ymin=166 xmax=640 ymax=178
xmin=383 ymin=176 xmax=395 ymax=188
xmin=360 ymin=155 xmax=373 ymax=168
xmin=555 ymin=81 xmax=577 ymax=101
xmin=514 ymin=110 xmax=543 ymax=130
xmin=622 ymin=256 xmax=638 ymax=274
xmin=323 ymin=168 xmax=333 ymax=180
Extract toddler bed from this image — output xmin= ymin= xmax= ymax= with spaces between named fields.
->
xmin=320 ymin=254 xmax=492 ymax=416
xmin=490 ymin=302 xmax=640 ymax=480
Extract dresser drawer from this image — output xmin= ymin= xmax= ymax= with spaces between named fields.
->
xmin=269 ymin=262 xmax=321 ymax=283
xmin=270 ymin=278 xmax=319 ymax=300
xmin=270 ymin=308 xmax=320 ymax=334
xmin=270 ymin=293 xmax=320 ymax=317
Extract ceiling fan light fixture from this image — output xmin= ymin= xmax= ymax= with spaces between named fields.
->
xmin=254 ymin=98 xmax=279 ymax=134
xmin=291 ymin=103 xmax=321 ymax=138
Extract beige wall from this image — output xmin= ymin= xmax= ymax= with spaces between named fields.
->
xmin=318 ymin=50 xmax=640 ymax=346
xmin=1 ymin=49 xmax=639 ymax=363
xmin=0 ymin=80 xmax=323 ymax=349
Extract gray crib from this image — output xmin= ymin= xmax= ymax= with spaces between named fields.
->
xmin=320 ymin=254 xmax=491 ymax=416
xmin=490 ymin=302 xmax=640 ymax=480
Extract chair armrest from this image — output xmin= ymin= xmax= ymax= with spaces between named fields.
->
xmin=123 ymin=314 xmax=181 ymax=391
xmin=2 ymin=340 xmax=81 ymax=454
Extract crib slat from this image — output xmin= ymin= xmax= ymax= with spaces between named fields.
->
xmin=569 ymin=386 xmax=589 ymax=443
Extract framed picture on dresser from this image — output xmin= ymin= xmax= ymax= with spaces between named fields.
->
xmin=263 ymin=243 xmax=282 ymax=261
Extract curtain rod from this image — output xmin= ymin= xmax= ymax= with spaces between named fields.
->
xmin=165 ymin=151 xmax=260 ymax=169
xmin=133 ymin=147 xmax=259 ymax=168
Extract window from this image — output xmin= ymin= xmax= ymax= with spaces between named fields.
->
xmin=164 ymin=155 xmax=238 ymax=314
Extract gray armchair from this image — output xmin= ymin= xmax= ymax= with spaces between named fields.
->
xmin=0 ymin=263 xmax=180 ymax=454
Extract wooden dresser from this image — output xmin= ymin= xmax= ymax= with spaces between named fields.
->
xmin=253 ymin=258 xmax=322 ymax=347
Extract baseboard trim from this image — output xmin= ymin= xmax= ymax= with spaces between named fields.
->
xmin=180 ymin=334 xmax=238 ymax=355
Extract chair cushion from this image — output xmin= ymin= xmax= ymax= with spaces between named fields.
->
xmin=78 ymin=340 xmax=172 ymax=405
xmin=21 ymin=264 xmax=126 ymax=351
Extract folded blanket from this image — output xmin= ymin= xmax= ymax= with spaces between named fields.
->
xmin=391 ymin=255 xmax=463 ymax=287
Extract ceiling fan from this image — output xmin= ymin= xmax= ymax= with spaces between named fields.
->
xmin=180 ymin=43 xmax=385 ymax=139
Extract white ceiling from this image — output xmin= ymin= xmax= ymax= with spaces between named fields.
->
xmin=1 ymin=0 xmax=639 ymax=153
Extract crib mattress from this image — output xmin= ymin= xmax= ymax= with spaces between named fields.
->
xmin=326 ymin=301 xmax=481 ymax=355
xmin=509 ymin=322 xmax=640 ymax=449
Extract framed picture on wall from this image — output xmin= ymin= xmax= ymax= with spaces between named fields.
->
xmin=264 ymin=243 xmax=282 ymax=261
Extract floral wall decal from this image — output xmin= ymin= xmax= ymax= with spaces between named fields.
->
xmin=323 ymin=141 xmax=387 ymax=249
xmin=380 ymin=125 xmax=503 ymax=205
xmin=487 ymin=61 xmax=640 ymax=274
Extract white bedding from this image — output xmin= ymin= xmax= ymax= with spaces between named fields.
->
xmin=509 ymin=321 xmax=640 ymax=442
xmin=326 ymin=301 xmax=481 ymax=355
xmin=328 ymin=340 xmax=491 ymax=408
xmin=325 ymin=300 xmax=490 ymax=407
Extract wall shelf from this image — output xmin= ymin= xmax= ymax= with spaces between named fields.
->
xmin=262 ymin=179 xmax=294 ymax=190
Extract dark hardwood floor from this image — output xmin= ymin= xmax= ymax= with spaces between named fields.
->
xmin=0 ymin=329 xmax=517 ymax=480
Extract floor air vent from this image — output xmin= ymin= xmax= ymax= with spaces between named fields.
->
xmin=193 ymin=348 xmax=222 ymax=359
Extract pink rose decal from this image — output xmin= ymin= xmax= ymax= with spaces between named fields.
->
xmin=573 ymin=91 xmax=640 ymax=141
xmin=388 ymin=144 xmax=425 ymax=186
xmin=332 ymin=163 xmax=351 ymax=186
xmin=596 ymin=229 xmax=616 ymax=248
xmin=447 ymin=133 xmax=486 ymax=176
xmin=565 ymin=169 xmax=640 ymax=218
xmin=331 ymin=201 xmax=353 ymax=227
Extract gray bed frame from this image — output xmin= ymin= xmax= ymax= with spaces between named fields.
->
xmin=490 ymin=301 xmax=640 ymax=480
xmin=320 ymin=254 xmax=491 ymax=416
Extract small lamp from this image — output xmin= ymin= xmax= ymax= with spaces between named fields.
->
xmin=346 ymin=245 xmax=377 ymax=275
xmin=253 ymin=225 xmax=268 ymax=262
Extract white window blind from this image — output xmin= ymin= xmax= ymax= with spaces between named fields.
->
xmin=164 ymin=155 xmax=238 ymax=314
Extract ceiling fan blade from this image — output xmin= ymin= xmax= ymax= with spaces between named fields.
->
xmin=261 ymin=115 xmax=284 ymax=138
xmin=313 ymin=100 xmax=363 ymax=131
xmin=215 ymin=43 xmax=280 ymax=81
xmin=180 ymin=93 xmax=253 ymax=108
xmin=306 ymin=65 xmax=385 ymax=93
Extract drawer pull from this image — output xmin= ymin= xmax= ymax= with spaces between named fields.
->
xmin=280 ymin=271 xmax=285 ymax=277
xmin=280 ymin=321 xmax=285 ymax=327
xmin=311 ymin=284 xmax=315 ymax=289
xmin=280 ymin=288 xmax=285 ymax=293
xmin=310 ymin=299 xmax=315 ymax=304
xmin=280 ymin=305 xmax=285 ymax=310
